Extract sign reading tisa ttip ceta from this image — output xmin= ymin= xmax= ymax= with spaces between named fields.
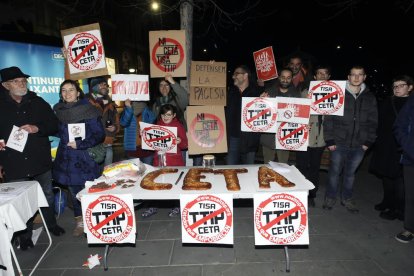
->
xmin=254 ymin=192 xmax=309 ymax=245
xmin=61 ymin=23 xmax=108 ymax=80
xmin=139 ymin=122 xmax=178 ymax=153
xmin=180 ymin=194 xmax=234 ymax=244
xmin=241 ymin=97 xmax=278 ymax=133
xmin=275 ymin=122 xmax=309 ymax=151
xmin=82 ymin=194 xmax=136 ymax=244
xmin=308 ymin=80 xmax=346 ymax=116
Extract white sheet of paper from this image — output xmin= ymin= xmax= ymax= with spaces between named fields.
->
xmin=6 ymin=125 xmax=28 ymax=152
xmin=268 ymin=161 xmax=292 ymax=173
xmin=87 ymin=254 xmax=101 ymax=269
xmin=68 ymin=123 xmax=86 ymax=142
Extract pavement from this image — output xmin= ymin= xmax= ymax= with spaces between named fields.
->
xmin=10 ymin=149 xmax=414 ymax=276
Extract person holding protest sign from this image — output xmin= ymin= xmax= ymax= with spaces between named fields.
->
xmin=141 ymin=104 xmax=188 ymax=218
xmin=394 ymin=89 xmax=414 ymax=243
xmin=0 ymin=66 xmax=66 ymax=249
xmin=226 ymin=65 xmax=263 ymax=165
xmin=370 ymin=75 xmax=413 ymax=220
xmin=260 ymin=68 xmax=301 ymax=164
xmin=296 ymin=65 xmax=331 ymax=207
xmin=53 ymin=80 xmax=105 ymax=237
xmin=323 ymin=65 xmax=378 ymax=213
xmin=87 ymin=76 xmax=120 ymax=167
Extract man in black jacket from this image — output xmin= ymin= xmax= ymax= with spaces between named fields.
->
xmin=323 ymin=65 xmax=378 ymax=213
xmin=0 ymin=66 xmax=65 ymax=250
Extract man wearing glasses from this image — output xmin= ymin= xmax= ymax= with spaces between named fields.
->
xmin=226 ymin=65 xmax=263 ymax=165
xmin=0 ymin=66 xmax=65 ymax=250
xmin=323 ymin=65 xmax=378 ymax=213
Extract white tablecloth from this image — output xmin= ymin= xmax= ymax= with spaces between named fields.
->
xmin=0 ymin=181 xmax=48 ymax=276
xmin=78 ymin=164 xmax=315 ymax=200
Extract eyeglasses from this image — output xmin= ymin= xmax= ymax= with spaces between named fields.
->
xmin=393 ymin=83 xmax=408 ymax=90
xmin=161 ymin=113 xmax=174 ymax=118
xmin=233 ymin=71 xmax=245 ymax=76
xmin=7 ymin=79 xmax=27 ymax=85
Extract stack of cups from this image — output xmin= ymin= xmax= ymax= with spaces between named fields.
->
xmin=158 ymin=151 xmax=167 ymax=167
xmin=202 ymin=154 xmax=215 ymax=168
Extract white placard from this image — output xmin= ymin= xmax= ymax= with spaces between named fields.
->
xmin=308 ymin=80 xmax=346 ymax=116
xmin=68 ymin=123 xmax=86 ymax=142
xmin=111 ymin=74 xmax=150 ymax=101
xmin=275 ymin=122 xmax=309 ymax=151
xmin=180 ymin=193 xmax=234 ymax=244
xmin=254 ymin=192 xmax=309 ymax=245
xmin=82 ymin=194 xmax=136 ymax=244
xmin=140 ymin=122 xmax=178 ymax=153
xmin=277 ymin=97 xmax=311 ymax=124
xmin=6 ymin=125 xmax=28 ymax=152
xmin=241 ymin=97 xmax=278 ymax=133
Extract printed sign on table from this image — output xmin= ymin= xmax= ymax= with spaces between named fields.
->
xmin=275 ymin=122 xmax=309 ymax=151
xmin=254 ymin=192 xmax=309 ymax=245
xmin=111 ymin=74 xmax=150 ymax=101
xmin=308 ymin=80 xmax=346 ymax=116
xmin=149 ymin=30 xmax=186 ymax=77
xmin=139 ymin=122 xmax=178 ymax=153
xmin=181 ymin=194 xmax=233 ymax=244
xmin=253 ymin=46 xmax=278 ymax=81
xmin=241 ymin=97 xmax=278 ymax=133
xmin=189 ymin=61 xmax=227 ymax=106
xmin=187 ymin=106 xmax=227 ymax=155
xmin=82 ymin=194 xmax=136 ymax=244
xmin=277 ymin=97 xmax=311 ymax=124
xmin=61 ymin=23 xmax=108 ymax=80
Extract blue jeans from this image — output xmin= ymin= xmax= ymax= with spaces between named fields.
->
xmin=104 ymin=145 xmax=113 ymax=167
xmin=226 ymin=136 xmax=256 ymax=165
xmin=326 ymin=145 xmax=365 ymax=200
xmin=68 ymin=185 xmax=84 ymax=217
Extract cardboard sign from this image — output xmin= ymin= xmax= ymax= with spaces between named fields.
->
xmin=308 ymin=80 xmax=346 ymax=116
xmin=61 ymin=23 xmax=108 ymax=80
xmin=111 ymin=74 xmax=150 ymax=101
xmin=189 ymin=61 xmax=227 ymax=106
xmin=140 ymin=122 xmax=178 ymax=153
xmin=82 ymin=194 xmax=136 ymax=244
xmin=241 ymin=97 xmax=278 ymax=133
xmin=149 ymin=30 xmax=186 ymax=77
xmin=275 ymin=122 xmax=309 ymax=151
xmin=253 ymin=46 xmax=278 ymax=81
xmin=186 ymin=106 xmax=228 ymax=155
xmin=254 ymin=192 xmax=309 ymax=245
xmin=181 ymin=194 xmax=233 ymax=244
xmin=277 ymin=97 xmax=311 ymax=124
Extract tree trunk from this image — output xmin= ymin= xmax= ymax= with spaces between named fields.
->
xmin=180 ymin=0 xmax=193 ymax=92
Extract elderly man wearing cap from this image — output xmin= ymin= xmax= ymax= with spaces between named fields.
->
xmin=87 ymin=76 xmax=119 ymax=167
xmin=0 ymin=66 xmax=65 ymax=250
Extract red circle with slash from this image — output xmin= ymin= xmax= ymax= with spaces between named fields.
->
xmin=142 ymin=125 xmax=177 ymax=152
xmin=189 ymin=113 xmax=225 ymax=148
xmin=151 ymin=38 xmax=184 ymax=72
xmin=277 ymin=122 xmax=309 ymax=150
xmin=255 ymin=193 xmax=307 ymax=244
xmin=181 ymin=195 xmax=232 ymax=243
xmin=85 ymin=195 xmax=134 ymax=243
xmin=67 ymin=32 xmax=103 ymax=71
xmin=309 ymin=81 xmax=344 ymax=115
xmin=242 ymin=98 xmax=277 ymax=132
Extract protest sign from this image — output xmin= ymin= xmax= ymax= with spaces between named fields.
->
xmin=253 ymin=46 xmax=278 ymax=81
xmin=140 ymin=122 xmax=178 ymax=153
xmin=275 ymin=122 xmax=309 ymax=151
xmin=149 ymin=30 xmax=186 ymax=77
xmin=111 ymin=74 xmax=150 ymax=101
xmin=241 ymin=97 xmax=278 ymax=133
xmin=277 ymin=97 xmax=311 ymax=124
xmin=61 ymin=23 xmax=108 ymax=80
xmin=308 ymin=80 xmax=346 ymax=116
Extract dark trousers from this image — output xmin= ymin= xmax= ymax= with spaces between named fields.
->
xmin=381 ymin=176 xmax=405 ymax=213
xmin=296 ymin=147 xmax=325 ymax=198
xmin=403 ymin=165 xmax=414 ymax=232
xmin=9 ymin=170 xmax=57 ymax=240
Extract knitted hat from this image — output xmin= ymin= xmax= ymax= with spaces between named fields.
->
xmin=89 ymin=77 xmax=107 ymax=93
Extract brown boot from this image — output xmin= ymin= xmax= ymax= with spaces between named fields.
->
xmin=73 ymin=216 xmax=84 ymax=237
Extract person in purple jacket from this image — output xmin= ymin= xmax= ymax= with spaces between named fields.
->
xmin=52 ymin=80 xmax=105 ymax=237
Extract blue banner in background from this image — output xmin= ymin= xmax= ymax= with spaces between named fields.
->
xmin=0 ymin=40 xmax=64 ymax=106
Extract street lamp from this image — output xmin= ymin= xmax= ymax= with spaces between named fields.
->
xmin=151 ymin=1 xmax=160 ymax=11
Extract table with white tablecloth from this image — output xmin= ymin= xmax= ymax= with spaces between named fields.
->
xmin=0 ymin=181 xmax=49 ymax=276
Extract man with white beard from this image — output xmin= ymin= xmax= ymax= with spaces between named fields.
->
xmin=0 ymin=66 xmax=65 ymax=250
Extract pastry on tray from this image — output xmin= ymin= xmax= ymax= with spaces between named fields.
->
xmin=140 ymin=168 xmax=178 ymax=190
xmin=214 ymin=168 xmax=248 ymax=191
xmin=258 ymin=166 xmax=295 ymax=188
xmin=182 ymin=168 xmax=214 ymax=190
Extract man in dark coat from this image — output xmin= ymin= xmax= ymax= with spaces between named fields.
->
xmin=0 ymin=66 xmax=65 ymax=250
xmin=323 ymin=65 xmax=378 ymax=213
